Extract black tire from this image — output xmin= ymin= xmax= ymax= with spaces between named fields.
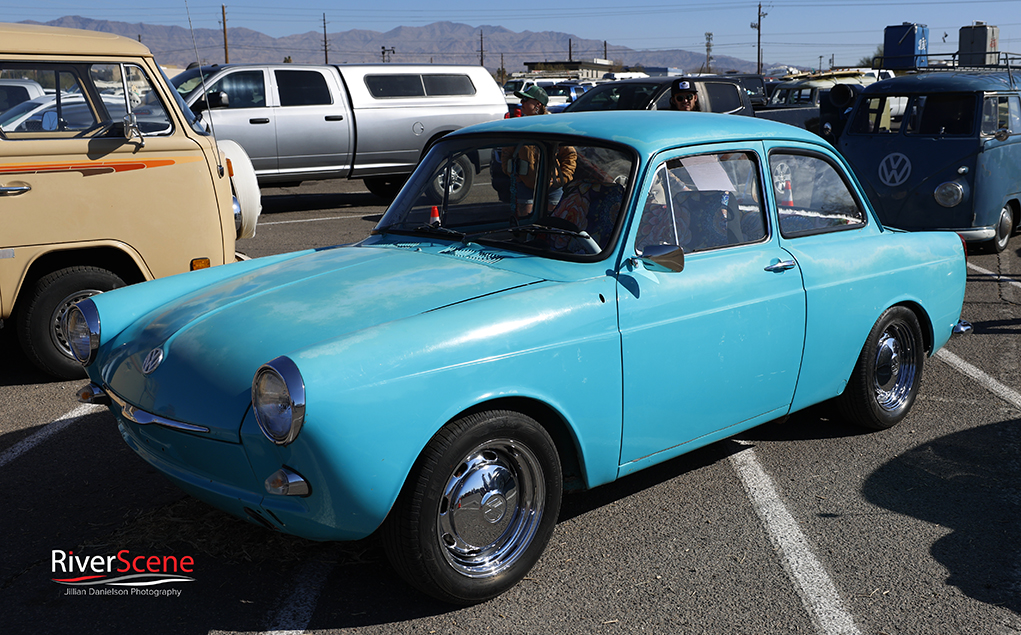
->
xmin=382 ymin=410 xmax=562 ymax=605
xmin=982 ymin=205 xmax=1014 ymax=254
xmin=425 ymin=155 xmax=474 ymax=205
xmin=837 ymin=306 xmax=924 ymax=430
xmin=363 ymin=175 xmax=407 ymax=201
xmin=17 ymin=266 xmax=124 ymax=380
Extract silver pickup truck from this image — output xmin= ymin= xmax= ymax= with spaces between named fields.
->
xmin=172 ymin=64 xmax=507 ymax=201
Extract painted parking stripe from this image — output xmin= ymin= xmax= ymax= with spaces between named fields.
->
xmin=0 ymin=403 xmax=101 ymax=469
xmin=936 ymin=348 xmax=1021 ymax=412
xmin=729 ymin=442 xmax=862 ymax=635
xmin=260 ymin=214 xmax=371 ymax=226
xmin=968 ymin=261 xmax=1021 ymax=291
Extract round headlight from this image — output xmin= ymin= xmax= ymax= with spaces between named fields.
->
xmin=934 ymin=181 xmax=964 ymax=208
xmin=64 ymin=299 xmax=101 ymax=365
xmin=252 ymin=356 xmax=305 ymax=445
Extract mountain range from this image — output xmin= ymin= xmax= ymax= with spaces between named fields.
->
xmin=23 ymin=16 xmax=764 ymax=75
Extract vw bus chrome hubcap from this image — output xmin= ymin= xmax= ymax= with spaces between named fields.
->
xmin=873 ymin=324 xmax=917 ymax=412
xmin=436 ymin=438 xmax=545 ymax=578
xmin=52 ymin=289 xmax=102 ymax=359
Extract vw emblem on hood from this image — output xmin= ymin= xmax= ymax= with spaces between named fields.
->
xmin=878 ymin=153 xmax=912 ymax=187
xmin=141 ymin=348 xmax=165 ymax=375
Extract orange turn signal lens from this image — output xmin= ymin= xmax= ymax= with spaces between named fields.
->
xmin=190 ymin=258 xmax=211 ymax=271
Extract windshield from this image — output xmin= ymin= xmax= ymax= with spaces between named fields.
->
xmin=374 ymin=135 xmax=635 ymax=260
xmin=849 ymin=93 xmax=975 ymax=136
xmin=502 ymin=80 xmax=525 ymax=94
xmin=565 ymin=82 xmax=663 ymax=112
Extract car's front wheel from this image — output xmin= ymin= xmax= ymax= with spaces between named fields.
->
xmin=17 ymin=266 xmax=125 ymax=379
xmin=382 ymin=410 xmax=562 ymax=604
xmin=837 ymin=306 xmax=924 ymax=430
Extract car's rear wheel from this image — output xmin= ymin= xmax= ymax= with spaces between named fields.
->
xmin=382 ymin=410 xmax=562 ymax=604
xmin=425 ymin=155 xmax=474 ymax=205
xmin=837 ymin=306 xmax=924 ymax=430
xmin=17 ymin=266 xmax=124 ymax=379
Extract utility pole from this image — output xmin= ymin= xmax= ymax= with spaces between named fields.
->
xmin=604 ymin=41 xmax=607 ymax=59
xmin=381 ymin=46 xmax=395 ymax=63
xmin=569 ymin=38 xmax=573 ymax=62
xmin=818 ymin=55 xmax=823 ymax=72
xmin=704 ymin=32 xmax=713 ymax=73
xmin=221 ymin=5 xmax=229 ymax=63
xmin=750 ymin=3 xmax=766 ymax=74
xmin=479 ymin=30 xmax=484 ymax=66
xmin=323 ymin=14 xmax=329 ymax=64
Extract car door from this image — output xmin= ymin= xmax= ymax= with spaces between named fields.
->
xmin=198 ymin=67 xmax=277 ymax=173
xmin=271 ymin=67 xmax=352 ymax=176
xmin=616 ymin=146 xmax=806 ymax=471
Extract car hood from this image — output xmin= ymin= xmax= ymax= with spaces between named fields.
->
xmin=101 ymin=243 xmax=543 ymax=438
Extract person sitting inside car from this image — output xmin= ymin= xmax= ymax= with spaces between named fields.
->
xmin=670 ymin=79 xmax=700 ymax=112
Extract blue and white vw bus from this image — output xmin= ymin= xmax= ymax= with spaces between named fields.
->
xmin=838 ymin=69 xmax=1021 ymax=252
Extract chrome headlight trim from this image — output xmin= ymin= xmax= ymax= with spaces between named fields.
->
xmin=934 ymin=181 xmax=964 ymax=208
xmin=65 ymin=298 xmax=101 ymax=365
xmin=252 ymin=356 xmax=306 ymax=446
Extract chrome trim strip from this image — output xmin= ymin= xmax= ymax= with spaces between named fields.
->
xmin=107 ymin=389 xmax=210 ymax=433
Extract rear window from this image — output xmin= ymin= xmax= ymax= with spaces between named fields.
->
xmin=365 ymin=74 xmax=476 ymax=98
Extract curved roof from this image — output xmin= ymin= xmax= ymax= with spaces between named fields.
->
xmin=862 ymin=71 xmax=1017 ymax=94
xmin=0 ymin=23 xmax=152 ymax=57
xmin=453 ymin=110 xmax=828 ymax=158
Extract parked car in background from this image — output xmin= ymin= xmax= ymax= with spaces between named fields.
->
xmin=544 ymin=83 xmax=589 ymax=112
xmin=838 ymin=68 xmax=1021 ymax=252
xmin=0 ymin=23 xmax=260 ymax=379
xmin=0 ymin=77 xmax=44 ymax=111
xmin=501 ymin=76 xmax=570 ymax=105
xmin=173 ymin=63 xmax=506 ymax=201
xmin=562 ymin=75 xmax=755 ymax=116
xmin=71 ymin=111 xmax=967 ymax=604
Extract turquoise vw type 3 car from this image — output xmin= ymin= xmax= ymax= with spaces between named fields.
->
xmin=67 ymin=111 xmax=967 ymax=604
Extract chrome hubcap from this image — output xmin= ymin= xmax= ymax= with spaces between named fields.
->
xmin=996 ymin=206 xmax=1013 ymax=248
xmin=437 ymin=438 xmax=545 ymax=578
xmin=873 ymin=323 xmax=917 ymax=412
xmin=435 ymin=162 xmax=466 ymax=195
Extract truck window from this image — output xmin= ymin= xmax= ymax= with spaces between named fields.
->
xmin=704 ymin=83 xmax=741 ymax=113
xmin=209 ymin=70 xmax=266 ymax=109
xmin=275 ymin=70 xmax=332 ymax=106
xmin=422 ymin=74 xmax=476 ymax=96
xmin=849 ymin=95 xmax=904 ymax=134
xmin=365 ymin=74 xmax=425 ymax=98
xmin=905 ymin=94 xmax=974 ymax=136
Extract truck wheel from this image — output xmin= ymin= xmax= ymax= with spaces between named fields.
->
xmin=17 ymin=266 xmax=124 ymax=380
xmin=426 ymin=155 xmax=474 ymax=205
xmin=364 ymin=176 xmax=407 ymax=201
xmin=983 ymin=205 xmax=1014 ymax=253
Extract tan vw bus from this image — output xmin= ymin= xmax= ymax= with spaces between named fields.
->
xmin=0 ymin=23 xmax=260 ymax=379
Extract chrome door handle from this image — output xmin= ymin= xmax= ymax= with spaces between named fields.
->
xmin=764 ymin=259 xmax=796 ymax=272
xmin=0 ymin=185 xmax=31 ymax=196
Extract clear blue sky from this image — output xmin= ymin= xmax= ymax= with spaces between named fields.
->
xmin=7 ymin=0 xmax=1020 ymax=69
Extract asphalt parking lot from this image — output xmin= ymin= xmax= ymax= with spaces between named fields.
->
xmin=1 ymin=177 xmax=1019 ymax=635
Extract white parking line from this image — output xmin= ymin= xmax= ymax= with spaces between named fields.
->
xmin=729 ymin=442 xmax=862 ymax=635
xmin=968 ymin=261 xmax=1021 ymax=291
xmin=260 ymin=214 xmax=373 ymax=226
xmin=936 ymin=348 xmax=1021 ymax=412
xmin=0 ymin=403 xmax=101 ymax=469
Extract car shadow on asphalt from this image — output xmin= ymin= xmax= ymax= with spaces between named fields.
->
xmin=862 ymin=417 xmax=1021 ymax=614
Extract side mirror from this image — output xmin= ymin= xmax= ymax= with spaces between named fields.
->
xmin=192 ymin=91 xmax=229 ymax=115
xmin=995 ymin=128 xmax=1011 ymax=142
xmin=637 ymin=244 xmax=685 ymax=272
xmin=122 ymin=113 xmax=145 ymax=147
xmin=41 ymin=111 xmax=59 ymax=131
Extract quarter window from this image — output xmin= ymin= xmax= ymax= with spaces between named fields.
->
xmin=636 ymin=151 xmax=766 ymax=255
xmin=769 ymin=152 xmax=865 ymax=236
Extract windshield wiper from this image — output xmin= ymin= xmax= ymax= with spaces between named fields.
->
xmin=466 ymin=223 xmax=590 ymax=242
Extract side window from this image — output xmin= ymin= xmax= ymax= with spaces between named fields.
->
xmin=704 ymin=82 xmax=742 ymax=112
xmin=275 ymin=70 xmax=332 ymax=106
xmin=981 ymin=95 xmax=1015 ymax=135
xmin=364 ymin=75 xmax=425 ymax=98
xmin=0 ymin=62 xmax=170 ymax=136
xmin=422 ymin=74 xmax=475 ymax=96
xmin=209 ymin=70 xmax=265 ymax=108
xmin=636 ymin=151 xmax=766 ymax=255
xmin=769 ymin=152 xmax=866 ymax=236
xmin=1011 ymin=96 xmax=1021 ymax=132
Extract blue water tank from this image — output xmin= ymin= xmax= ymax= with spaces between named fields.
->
xmin=884 ymin=23 xmax=929 ymax=69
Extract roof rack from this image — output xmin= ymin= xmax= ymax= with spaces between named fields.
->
xmin=873 ymin=51 xmax=1019 ymax=89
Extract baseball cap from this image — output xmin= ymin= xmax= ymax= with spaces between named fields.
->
xmin=514 ymin=85 xmax=549 ymax=107
xmin=671 ymin=79 xmax=697 ymax=97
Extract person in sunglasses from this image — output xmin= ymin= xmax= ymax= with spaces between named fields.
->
xmin=670 ymin=79 xmax=700 ymax=111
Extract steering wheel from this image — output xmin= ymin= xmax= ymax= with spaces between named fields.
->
xmin=537 ymin=215 xmax=601 ymax=254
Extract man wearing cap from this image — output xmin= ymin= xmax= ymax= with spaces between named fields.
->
xmin=502 ymin=84 xmax=577 ymax=216
xmin=670 ymin=79 xmax=700 ymax=111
